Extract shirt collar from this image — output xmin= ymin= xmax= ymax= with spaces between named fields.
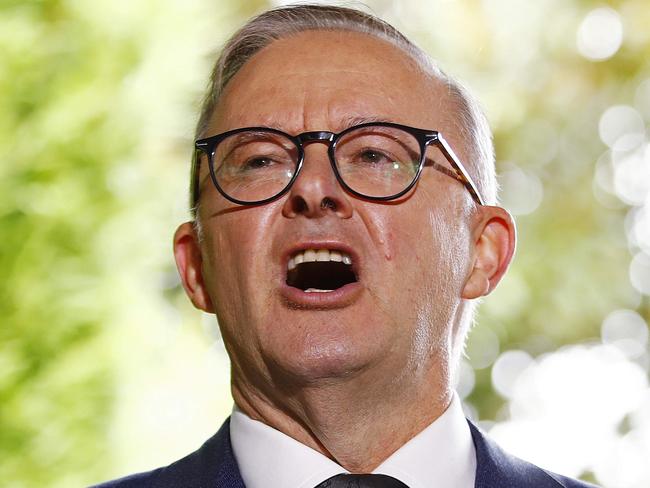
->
xmin=230 ymin=393 xmax=476 ymax=488
xmin=230 ymin=408 xmax=346 ymax=488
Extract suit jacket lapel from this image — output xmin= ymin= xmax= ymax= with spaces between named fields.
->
xmin=151 ymin=418 xmax=245 ymax=488
xmin=199 ymin=418 xmax=246 ymax=488
xmin=469 ymin=420 xmax=571 ymax=487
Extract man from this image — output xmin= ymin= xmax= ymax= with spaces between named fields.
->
xmin=97 ymin=4 xmax=597 ymax=488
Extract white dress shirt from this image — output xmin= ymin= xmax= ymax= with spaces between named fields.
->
xmin=230 ymin=394 xmax=476 ymax=488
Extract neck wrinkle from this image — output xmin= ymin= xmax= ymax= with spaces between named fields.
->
xmin=230 ymin=363 xmax=453 ymax=472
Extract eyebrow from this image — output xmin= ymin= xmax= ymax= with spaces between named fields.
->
xmin=338 ymin=114 xmax=393 ymax=130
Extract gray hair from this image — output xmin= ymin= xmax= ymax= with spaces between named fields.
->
xmin=192 ymin=3 xmax=497 ymax=216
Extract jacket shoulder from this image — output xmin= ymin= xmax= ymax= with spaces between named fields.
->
xmin=91 ymin=469 xmax=161 ymax=488
xmin=91 ymin=419 xmax=244 ymax=488
xmin=468 ymin=421 xmax=599 ymax=488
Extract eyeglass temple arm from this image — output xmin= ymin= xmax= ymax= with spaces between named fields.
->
xmin=190 ymin=148 xmax=202 ymax=215
xmin=434 ymin=135 xmax=485 ymax=206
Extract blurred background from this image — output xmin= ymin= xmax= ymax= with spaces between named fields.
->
xmin=1 ymin=0 xmax=649 ymax=486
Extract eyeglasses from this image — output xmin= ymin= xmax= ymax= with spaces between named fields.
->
xmin=192 ymin=122 xmax=484 ymax=207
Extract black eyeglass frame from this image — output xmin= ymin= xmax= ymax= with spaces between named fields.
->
xmin=192 ymin=121 xmax=485 ymax=208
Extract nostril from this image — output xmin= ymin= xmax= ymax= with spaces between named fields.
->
xmin=291 ymin=196 xmax=308 ymax=214
xmin=320 ymin=197 xmax=336 ymax=210
xmin=288 ymin=195 xmax=338 ymax=215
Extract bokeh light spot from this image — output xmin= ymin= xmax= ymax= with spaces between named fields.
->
xmin=492 ymin=350 xmax=534 ymax=399
xmin=612 ymin=143 xmax=650 ymax=205
xmin=454 ymin=359 xmax=476 ymax=400
xmin=576 ymin=7 xmax=624 ymax=61
xmin=465 ymin=325 xmax=500 ymax=369
xmin=628 ymin=204 xmax=650 ymax=253
xmin=601 ymin=309 xmax=649 ymax=359
xmin=630 ymin=252 xmax=650 ymax=296
xmin=490 ymin=345 xmax=648 ymax=479
xmin=598 ymin=105 xmax=645 ymax=151
xmin=498 ymin=165 xmax=544 ymax=215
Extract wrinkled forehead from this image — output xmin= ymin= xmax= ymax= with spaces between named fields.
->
xmin=208 ymin=30 xmax=459 ymax=136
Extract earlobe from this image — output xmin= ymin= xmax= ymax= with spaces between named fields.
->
xmin=173 ymin=221 xmax=215 ymax=313
xmin=461 ymin=206 xmax=516 ymax=299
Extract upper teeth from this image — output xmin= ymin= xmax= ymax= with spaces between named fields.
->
xmin=288 ymin=249 xmax=352 ymax=271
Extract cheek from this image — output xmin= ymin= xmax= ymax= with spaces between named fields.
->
xmin=199 ymin=223 xmax=272 ymax=372
xmin=407 ymin=214 xmax=467 ymax=365
xmin=426 ymin=211 xmax=470 ymax=285
xmin=407 ymin=183 xmax=474 ymax=286
xmin=394 ymin=212 xmax=454 ymax=304
xmin=203 ymin=205 xmax=277 ymax=268
xmin=199 ymin=209 xmax=277 ymax=324
xmin=406 ymin=200 xmax=473 ymax=320
xmin=200 ymin=228 xmax=241 ymax=322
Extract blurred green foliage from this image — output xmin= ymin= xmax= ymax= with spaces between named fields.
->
xmin=0 ymin=1 xmax=140 ymax=485
xmin=1 ymin=0 xmax=648 ymax=486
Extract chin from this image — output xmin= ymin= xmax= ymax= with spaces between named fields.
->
xmin=264 ymin=337 xmax=372 ymax=385
xmin=257 ymin=305 xmax=400 ymax=385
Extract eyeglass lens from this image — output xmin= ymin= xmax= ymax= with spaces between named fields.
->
xmin=211 ymin=125 xmax=422 ymax=203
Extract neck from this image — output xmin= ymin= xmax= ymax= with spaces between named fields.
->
xmin=231 ymin=363 xmax=453 ymax=472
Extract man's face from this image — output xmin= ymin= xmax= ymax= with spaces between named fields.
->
xmin=188 ymin=31 xmax=483 ymax=394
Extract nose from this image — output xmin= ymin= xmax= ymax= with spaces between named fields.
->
xmin=281 ymin=143 xmax=353 ymax=219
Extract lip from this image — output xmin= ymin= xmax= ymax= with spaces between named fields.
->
xmin=279 ymin=240 xmax=363 ymax=308
xmin=279 ymin=280 xmax=363 ymax=308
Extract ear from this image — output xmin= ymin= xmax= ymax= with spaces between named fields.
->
xmin=461 ymin=206 xmax=516 ymax=299
xmin=173 ymin=221 xmax=215 ymax=313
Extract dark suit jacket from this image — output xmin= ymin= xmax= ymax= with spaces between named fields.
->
xmin=93 ymin=419 xmax=598 ymax=487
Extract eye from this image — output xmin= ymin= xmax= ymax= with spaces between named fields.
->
xmin=242 ymin=156 xmax=275 ymax=170
xmin=357 ymin=148 xmax=393 ymax=165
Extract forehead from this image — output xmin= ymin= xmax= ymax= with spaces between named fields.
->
xmin=209 ymin=30 xmax=456 ymax=135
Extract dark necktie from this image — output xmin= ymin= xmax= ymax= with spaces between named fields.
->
xmin=315 ymin=473 xmax=409 ymax=487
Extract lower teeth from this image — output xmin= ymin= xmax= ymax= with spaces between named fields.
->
xmin=304 ymin=288 xmax=333 ymax=293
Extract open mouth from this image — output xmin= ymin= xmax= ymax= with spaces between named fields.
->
xmin=286 ymin=249 xmax=357 ymax=292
